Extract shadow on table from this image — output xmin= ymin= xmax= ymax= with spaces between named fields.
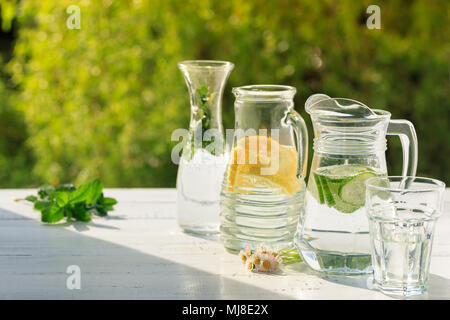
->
xmin=44 ymin=221 xmax=121 ymax=232
xmin=314 ymin=269 xmax=450 ymax=300
xmin=0 ymin=207 xmax=289 ymax=300
xmin=372 ymin=274 xmax=450 ymax=300
xmin=420 ymin=274 xmax=450 ymax=299
xmin=320 ymin=273 xmax=374 ymax=290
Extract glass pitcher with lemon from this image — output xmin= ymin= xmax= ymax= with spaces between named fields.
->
xmin=295 ymin=94 xmax=418 ymax=275
xmin=220 ymin=85 xmax=308 ymax=253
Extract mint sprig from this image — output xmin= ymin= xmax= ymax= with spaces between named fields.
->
xmin=17 ymin=179 xmax=118 ymax=223
xmin=187 ymin=85 xmax=219 ymax=157
xmin=195 ymin=85 xmax=211 ymax=131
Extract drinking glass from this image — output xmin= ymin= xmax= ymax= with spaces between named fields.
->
xmin=365 ymin=176 xmax=445 ymax=296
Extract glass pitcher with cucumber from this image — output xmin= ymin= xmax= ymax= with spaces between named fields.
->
xmin=295 ymin=94 xmax=418 ymax=275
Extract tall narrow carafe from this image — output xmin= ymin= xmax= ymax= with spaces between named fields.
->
xmin=295 ymin=94 xmax=418 ymax=275
xmin=176 ymin=60 xmax=234 ymax=235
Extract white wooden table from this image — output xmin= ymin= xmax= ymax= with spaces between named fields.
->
xmin=1 ymin=188 xmax=449 ymax=300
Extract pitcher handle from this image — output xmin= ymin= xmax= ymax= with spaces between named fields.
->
xmin=387 ymin=119 xmax=418 ymax=177
xmin=287 ymin=109 xmax=308 ymax=179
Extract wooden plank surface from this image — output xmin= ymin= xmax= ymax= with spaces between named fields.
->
xmin=1 ymin=189 xmax=449 ymax=300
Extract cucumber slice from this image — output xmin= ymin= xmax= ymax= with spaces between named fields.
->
xmin=326 ymin=164 xmax=372 ymax=176
xmin=339 ymin=172 xmax=377 ymax=207
xmin=312 ymin=164 xmax=381 ymax=213
xmin=318 ymin=174 xmax=336 ymax=206
xmin=312 ymin=172 xmax=325 ymax=204
xmin=333 ymin=196 xmax=359 ymax=214
xmin=327 ymin=167 xmax=368 ymax=183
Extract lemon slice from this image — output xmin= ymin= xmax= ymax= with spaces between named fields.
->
xmin=227 ymin=136 xmax=301 ymax=195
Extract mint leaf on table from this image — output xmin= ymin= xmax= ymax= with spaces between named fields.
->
xmin=17 ymin=179 xmax=117 ymax=223
xmin=25 ymin=195 xmax=38 ymax=202
xmin=42 ymin=205 xmax=64 ymax=223
xmin=69 ymin=178 xmax=103 ymax=205
xmin=92 ymin=193 xmax=118 ymax=217
xmin=72 ymin=203 xmax=92 ymax=222
xmin=34 ymin=199 xmax=51 ymax=210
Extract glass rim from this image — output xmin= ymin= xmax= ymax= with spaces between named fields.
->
xmin=366 ymin=176 xmax=446 ymax=193
xmin=178 ymin=60 xmax=234 ymax=70
xmin=232 ymin=84 xmax=296 ymax=99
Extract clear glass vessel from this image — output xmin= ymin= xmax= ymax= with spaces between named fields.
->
xmin=295 ymin=94 xmax=418 ymax=275
xmin=176 ymin=60 xmax=234 ymax=235
xmin=220 ymin=85 xmax=308 ymax=253
xmin=366 ymin=176 xmax=445 ymax=296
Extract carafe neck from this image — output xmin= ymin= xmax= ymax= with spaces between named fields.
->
xmin=178 ymin=61 xmax=234 ymax=133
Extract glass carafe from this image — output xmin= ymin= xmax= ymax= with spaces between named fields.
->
xmin=295 ymin=94 xmax=418 ymax=275
xmin=176 ymin=60 xmax=234 ymax=235
xmin=220 ymin=85 xmax=308 ymax=253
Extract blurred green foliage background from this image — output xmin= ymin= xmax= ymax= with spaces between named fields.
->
xmin=0 ymin=0 xmax=448 ymax=187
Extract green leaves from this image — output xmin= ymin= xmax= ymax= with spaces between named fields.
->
xmin=42 ymin=205 xmax=64 ymax=223
xmin=195 ymin=85 xmax=212 ymax=131
xmin=34 ymin=200 xmax=51 ymax=210
xmin=25 ymin=195 xmax=38 ymax=202
xmin=188 ymin=85 xmax=218 ymax=157
xmin=22 ymin=179 xmax=117 ymax=223
xmin=68 ymin=179 xmax=103 ymax=205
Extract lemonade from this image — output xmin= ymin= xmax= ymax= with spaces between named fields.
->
xmin=226 ymin=136 xmax=301 ymax=195
xmin=220 ymin=136 xmax=305 ymax=253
